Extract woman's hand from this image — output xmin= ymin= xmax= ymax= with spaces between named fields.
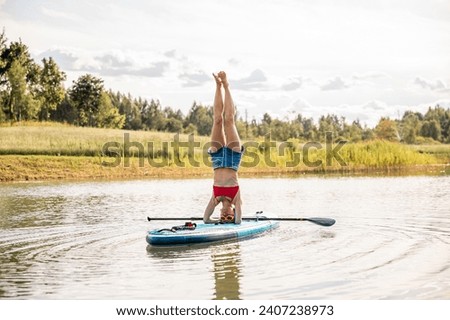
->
xmin=204 ymin=217 xmax=220 ymax=224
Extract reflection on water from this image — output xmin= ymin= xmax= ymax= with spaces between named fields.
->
xmin=212 ymin=244 xmax=241 ymax=300
xmin=147 ymin=242 xmax=242 ymax=300
xmin=0 ymin=176 xmax=449 ymax=299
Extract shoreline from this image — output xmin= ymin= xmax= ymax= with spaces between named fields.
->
xmin=1 ymin=155 xmax=448 ymax=183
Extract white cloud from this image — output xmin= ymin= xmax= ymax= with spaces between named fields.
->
xmin=92 ymin=52 xmax=169 ymax=78
xmin=320 ymin=77 xmax=349 ymax=91
xmin=362 ymin=100 xmax=388 ymax=111
xmin=228 ymin=58 xmax=240 ymax=67
xmin=179 ymin=70 xmax=210 ymax=87
xmin=413 ymin=77 xmax=448 ymax=91
xmin=290 ymin=98 xmax=313 ymax=112
xmin=36 ymin=48 xmax=78 ymax=70
xmin=233 ymin=69 xmax=268 ymax=91
xmin=281 ymin=77 xmax=303 ymax=91
xmin=164 ymin=50 xmax=177 ymax=58
xmin=97 ymin=61 xmax=169 ymax=78
xmin=94 ymin=53 xmax=133 ymax=69
xmin=37 ymin=48 xmax=169 ymax=78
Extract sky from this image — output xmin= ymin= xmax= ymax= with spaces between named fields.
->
xmin=1 ymin=0 xmax=450 ymax=127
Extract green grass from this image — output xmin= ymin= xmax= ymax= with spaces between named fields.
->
xmin=339 ymin=140 xmax=442 ymax=167
xmin=0 ymin=122 xmax=447 ymax=181
xmin=0 ymin=155 xmax=212 ymax=181
xmin=409 ymin=144 xmax=450 ymax=161
xmin=242 ymin=139 xmax=443 ymax=173
xmin=0 ymin=122 xmax=209 ymax=157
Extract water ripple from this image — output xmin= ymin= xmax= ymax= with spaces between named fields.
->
xmin=1 ymin=177 xmax=449 ymax=299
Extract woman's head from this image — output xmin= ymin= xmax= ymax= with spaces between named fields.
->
xmin=220 ymin=199 xmax=235 ymax=222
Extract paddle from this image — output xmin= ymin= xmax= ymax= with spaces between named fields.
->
xmin=147 ymin=216 xmax=335 ymax=227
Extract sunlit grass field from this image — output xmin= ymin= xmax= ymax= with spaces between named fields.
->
xmin=0 ymin=122 xmax=448 ymax=181
xmin=410 ymin=144 xmax=450 ymax=161
xmin=0 ymin=121 xmax=209 ymax=157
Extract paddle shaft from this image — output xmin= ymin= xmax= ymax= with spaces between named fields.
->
xmin=147 ymin=216 xmax=335 ymax=227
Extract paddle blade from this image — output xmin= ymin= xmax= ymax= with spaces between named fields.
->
xmin=305 ymin=217 xmax=336 ymax=227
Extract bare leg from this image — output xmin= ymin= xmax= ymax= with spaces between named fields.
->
xmin=210 ymin=73 xmax=225 ymax=151
xmin=219 ymin=71 xmax=241 ymax=151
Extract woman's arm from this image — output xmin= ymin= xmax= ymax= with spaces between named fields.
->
xmin=203 ymin=195 xmax=219 ymax=224
xmin=233 ymin=190 xmax=242 ymax=224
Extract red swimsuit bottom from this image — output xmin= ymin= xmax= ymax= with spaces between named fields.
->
xmin=213 ymin=185 xmax=239 ymax=200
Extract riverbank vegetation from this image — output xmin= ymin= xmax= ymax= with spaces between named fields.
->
xmin=0 ymin=123 xmax=448 ymax=181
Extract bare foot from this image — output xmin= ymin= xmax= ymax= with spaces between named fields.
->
xmin=218 ymin=71 xmax=229 ymax=88
xmin=212 ymin=73 xmax=222 ymax=87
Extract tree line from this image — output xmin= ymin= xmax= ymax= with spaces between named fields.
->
xmin=1 ymin=30 xmax=449 ymax=143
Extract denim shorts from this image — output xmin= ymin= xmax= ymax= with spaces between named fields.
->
xmin=208 ymin=146 xmax=244 ymax=171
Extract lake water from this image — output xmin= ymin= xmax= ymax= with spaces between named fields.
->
xmin=0 ymin=175 xmax=449 ymax=299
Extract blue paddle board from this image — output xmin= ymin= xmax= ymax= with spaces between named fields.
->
xmin=146 ymin=218 xmax=279 ymax=245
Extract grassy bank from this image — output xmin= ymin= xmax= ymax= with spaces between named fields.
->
xmin=0 ymin=122 xmax=448 ymax=182
xmin=0 ymin=121 xmax=209 ymax=157
xmin=410 ymin=144 xmax=450 ymax=161
xmin=0 ymin=155 xmax=213 ymax=181
xmin=0 ymin=154 xmax=447 ymax=182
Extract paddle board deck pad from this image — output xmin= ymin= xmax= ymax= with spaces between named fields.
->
xmin=146 ymin=219 xmax=279 ymax=245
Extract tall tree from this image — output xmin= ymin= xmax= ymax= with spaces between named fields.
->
xmin=0 ymin=39 xmax=40 ymax=121
xmin=186 ymin=102 xmax=213 ymax=136
xmin=423 ymin=105 xmax=450 ymax=142
xmin=318 ymin=114 xmax=342 ymax=141
xmin=346 ymin=120 xmax=363 ymax=142
xmin=51 ymin=94 xmax=77 ymax=123
xmin=97 ymin=92 xmax=125 ymax=129
xmin=400 ymin=112 xmax=421 ymax=144
xmin=69 ymin=74 xmax=104 ymax=126
xmin=0 ymin=40 xmax=35 ymax=85
xmin=6 ymin=60 xmax=40 ymax=121
xmin=141 ymin=98 xmax=163 ymax=130
xmin=375 ymin=118 xmax=399 ymax=141
xmin=301 ymin=117 xmax=316 ymax=140
xmin=0 ymin=29 xmax=8 ymax=121
xmin=0 ymin=29 xmax=8 ymax=88
xmin=420 ymin=120 xmax=441 ymax=141
xmin=37 ymin=57 xmax=66 ymax=121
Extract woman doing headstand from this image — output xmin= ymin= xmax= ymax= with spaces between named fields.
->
xmin=203 ymin=71 xmax=243 ymax=224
